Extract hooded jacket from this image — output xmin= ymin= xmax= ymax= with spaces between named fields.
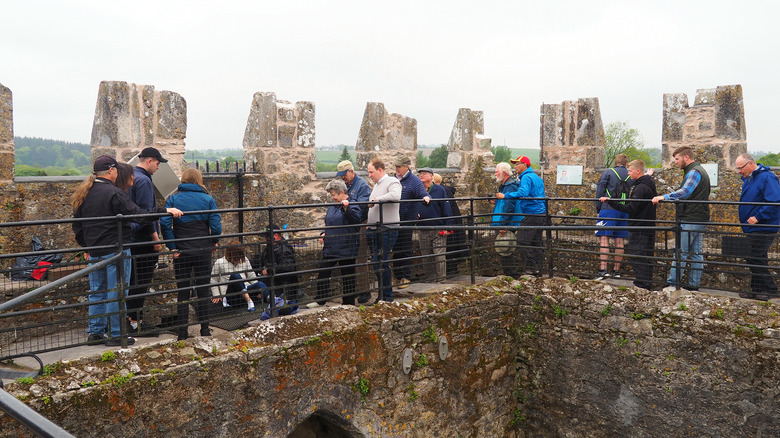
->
xmin=160 ymin=183 xmax=222 ymax=251
xmin=739 ymin=163 xmax=780 ymax=233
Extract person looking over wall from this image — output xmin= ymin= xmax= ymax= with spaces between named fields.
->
xmin=594 ymin=153 xmax=630 ymax=280
xmin=491 ymin=162 xmax=521 ymax=277
xmin=652 ymin=146 xmax=710 ymax=291
xmin=392 ymin=155 xmax=428 ymax=290
xmin=366 ymin=158 xmax=401 ymax=302
xmin=72 ymin=155 xmax=182 ymax=346
xmin=160 ymin=168 xmax=222 ymax=341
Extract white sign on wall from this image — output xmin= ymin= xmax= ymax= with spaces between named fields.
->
xmin=556 ymin=165 xmax=583 ymax=185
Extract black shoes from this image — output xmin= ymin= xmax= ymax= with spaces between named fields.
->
xmin=357 ymin=292 xmax=371 ymax=304
xmin=105 ymin=337 xmax=135 ymax=347
xmin=200 ymin=327 xmax=212 ymax=337
xmin=87 ymin=333 xmax=106 ymax=344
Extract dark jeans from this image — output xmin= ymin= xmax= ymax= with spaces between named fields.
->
xmin=393 ymin=228 xmax=414 ymax=280
xmin=516 ymin=215 xmax=545 ymax=273
xmin=627 ymin=231 xmax=655 ymax=288
xmin=367 ymin=228 xmax=398 ymax=301
xmin=316 ymin=257 xmax=357 ymax=305
xmin=446 ymin=230 xmax=468 ymax=276
xmin=746 ymin=233 xmax=778 ymax=295
xmin=174 ymin=250 xmax=212 ymax=332
xmin=127 ymin=244 xmax=158 ymax=322
xmin=226 ymin=273 xmax=266 ymax=307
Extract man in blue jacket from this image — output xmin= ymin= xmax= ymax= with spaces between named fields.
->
xmin=496 ymin=156 xmax=547 ymax=276
xmin=392 ymin=155 xmax=428 ymax=289
xmin=735 ymin=153 xmax=780 ymax=300
xmin=492 ymin=162 xmax=521 ymax=277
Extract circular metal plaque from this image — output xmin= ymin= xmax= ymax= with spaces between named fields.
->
xmin=438 ymin=336 xmax=449 ymax=360
xmin=402 ymin=348 xmax=413 ymax=374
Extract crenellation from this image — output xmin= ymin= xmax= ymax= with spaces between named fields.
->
xmin=446 ymin=108 xmax=492 ymax=172
xmin=355 ymin=102 xmax=417 ymax=170
xmin=0 ymin=83 xmax=14 ymax=181
xmin=540 ymin=97 xmax=606 ymax=171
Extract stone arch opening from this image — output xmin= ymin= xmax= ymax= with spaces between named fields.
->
xmin=287 ymin=410 xmax=365 ymax=438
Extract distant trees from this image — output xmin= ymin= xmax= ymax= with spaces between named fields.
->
xmin=491 ymin=146 xmax=512 ymax=163
xmin=417 ymin=145 xmax=448 ymax=168
xmin=604 ymin=122 xmax=659 ymax=167
xmin=339 ymin=145 xmax=352 ymax=163
xmin=757 ymin=153 xmax=780 ymax=167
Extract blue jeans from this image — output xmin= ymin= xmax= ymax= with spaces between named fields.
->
xmin=366 ymin=228 xmax=398 ymax=301
xmin=668 ymin=223 xmax=706 ymax=287
xmin=227 ymin=273 xmax=267 ymax=304
xmin=88 ymin=250 xmax=131 ymax=337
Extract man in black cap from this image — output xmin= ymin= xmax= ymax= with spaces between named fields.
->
xmin=127 ymin=147 xmax=169 ymax=335
xmin=73 ymin=155 xmax=182 ymax=346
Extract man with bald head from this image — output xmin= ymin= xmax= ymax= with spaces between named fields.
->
xmin=734 ymin=152 xmax=780 ymax=300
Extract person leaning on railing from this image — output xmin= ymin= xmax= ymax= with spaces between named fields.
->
xmin=491 ymin=162 xmax=521 ymax=278
xmin=71 ymin=155 xmax=183 ymax=347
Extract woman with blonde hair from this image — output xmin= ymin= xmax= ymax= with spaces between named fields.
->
xmin=160 ymin=168 xmax=222 ymax=340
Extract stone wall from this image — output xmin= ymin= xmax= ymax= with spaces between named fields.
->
xmin=4 ymin=277 xmax=780 ymax=437
xmin=90 ymin=81 xmax=187 ymax=175
xmin=540 ymin=97 xmax=606 ymax=171
xmin=355 ymin=102 xmax=417 ymax=169
xmin=446 ymin=108 xmax=493 ymax=172
xmin=661 ymin=84 xmax=747 ymax=168
xmin=0 ymin=83 xmax=13 ymax=181
xmin=242 ymin=92 xmax=316 ymax=178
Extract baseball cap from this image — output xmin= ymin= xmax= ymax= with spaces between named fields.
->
xmin=138 ymin=147 xmax=168 ymax=163
xmin=510 ymin=156 xmax=531 ymax=166
xmin=336 ymin=160 xmax=354 ymax=177
xmin=93 ymin=155 xmax=118 ymax=172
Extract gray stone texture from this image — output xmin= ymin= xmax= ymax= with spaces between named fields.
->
xmin=355 ymin=102 xmax=417 ymax=170
xmin=540 ymin=98 xmax=606 ymax=171
xmin=446 ymin=108 xmax=492 ymax=171
xmin=242 ymin=92 xmax=316 ymax=177
xmin=0 ymin=83 xmax=13 ymax=181
xmin=661 ymin=84 xmax=746 ymax=169
xmin=90 ymin=81 xmax=187 ymax=175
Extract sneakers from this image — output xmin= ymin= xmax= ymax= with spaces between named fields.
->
xmin=105 ymin=337 xmax=135 ymax=347
xmin=611 ymin=271 xmax=621 ymax=278
xmin=306 ymin=302 xmax=321 ymax=309
xmin=595 ymin=270 xmax=609 ymax=280
xmin=87 ymin=333 xmax=106 ymax=344
xmin=396 ymin=278 xmax=411 ymax=290
xmin=247 ymin=306 xmax=257 ymax=312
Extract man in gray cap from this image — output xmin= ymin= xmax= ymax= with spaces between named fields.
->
xmin=127 ymin=147 xmax=169 ymax=335
xmin=392 ymin=155 xmax=428 ymax=289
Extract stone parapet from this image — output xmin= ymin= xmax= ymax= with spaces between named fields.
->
xmin=0 ymin=83 xmax=13 ymax=181
xmin=90 ymin=81 xmax=187 ymax=175
xmin=539 ymin=97 xmax=606 ymax=171
xmin=355 ymin=102 xmax=417 ymax=170
xmin=446 ymin=108 xmax=492 ymax=172
xmin=242 ymin=92 xmax=316 ymax=178
xmin=661 ymin=84 xmax=746 ymax=168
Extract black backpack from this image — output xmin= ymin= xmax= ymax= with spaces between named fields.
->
xmin=606 ymin=168 xmax=630 ymax=205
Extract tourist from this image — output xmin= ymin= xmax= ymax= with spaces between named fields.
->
xmin=495 ymin=156 xmax=547 ymax=276
xmin=734 ymin=153 xmax=780 ymax=300
xmin=392 ymin=155 xmax=428 ymax=289
xmin=127 ymin=147 xmax=168 ymax=335
xmin=491 ymin=162 xmax=521 ymax=277
xmin=434 ymin=172 xmax=467 ymax=276
xmin=594 ymin=153 xmax=630 ymax=279
xmin=366 ymin=158 xmax=402 ymax=302
xmin=210 ymin=240 xmax=265 ymax=312
xmin=652 ymin=146 xmax=710 ymax=291
xmin=336 ymin=160 xmax=372 ymax=304
xmin=160 ymin=168 xmax=222 ymax=341
xmin=600 ymin=159 xmax=657 ymax=289
xmin=313 ymin=179 xmax=363 ymax=307
xmin=417 ymin=168 xmax=453 ymax=280
xmin=252 ymin=225 xmax=300 ymax=303
xmin=72 ymin=155 xmax=182 ymax=346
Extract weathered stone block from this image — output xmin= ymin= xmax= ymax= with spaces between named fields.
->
xmin=356 ymin=102 xmax=385 ymax=153
xmin=278 ymin=124 xmax=296 ymax=148
xmin=0 ymin=83 xmax=13 ymax=143
xmin=157 ymin=90 xmax=187 ymax=140
xmin=243 ymin=92 xmax=278 ymax=148
xmin=91 ymin=81 xmax=131 ymax=147
xmin=662 ymin=93 xmax=688 ymax=142
xmin=694 ymin=88 xmax=716 ymax=106
xmin=715 ymin=84 xmax=746 ymax=140
xmin=296 ymin=101 xmax=315 ymax=148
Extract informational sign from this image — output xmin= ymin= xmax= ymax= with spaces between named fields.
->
xmin=700 ymin=163 xmax=719 ymax=187
xmin=556 ymin=165 xmax=583 ymax=185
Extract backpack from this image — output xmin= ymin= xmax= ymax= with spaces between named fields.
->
xmin=605 ymin=168 xmax=630 ymax=205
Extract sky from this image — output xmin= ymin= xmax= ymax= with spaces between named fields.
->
xmin=2 ymin=0 xmax=778 ymax=152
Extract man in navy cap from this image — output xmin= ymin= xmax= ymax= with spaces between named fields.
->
xmin=127 ymin=147 xmax=168 ymax=335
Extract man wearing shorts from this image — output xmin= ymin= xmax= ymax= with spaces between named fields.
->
xmin=595 ymin=154 xmax=630 ymax=279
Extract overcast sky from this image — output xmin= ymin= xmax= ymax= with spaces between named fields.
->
xmin=2 ymin=0 xmax=778 ymax=152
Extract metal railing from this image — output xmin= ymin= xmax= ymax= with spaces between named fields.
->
xmin=0 ymin=196 xmax=775 ymax=363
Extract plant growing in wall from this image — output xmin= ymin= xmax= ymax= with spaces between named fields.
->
xmin=353 ymin=378 xmax=371 ymax=401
